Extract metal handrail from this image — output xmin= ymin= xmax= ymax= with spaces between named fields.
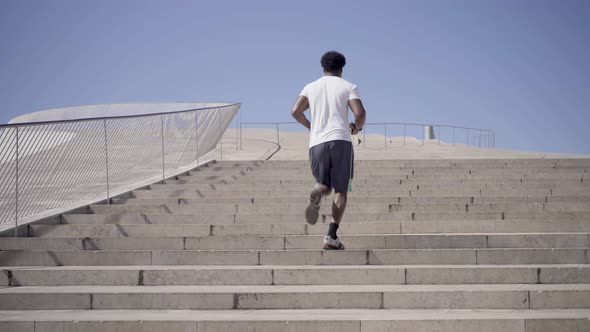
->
xmin=239 ymin=121 xmax=493 ymax=132
xmin=363 ymin=122 xmax=494 ymax=133
xmin=0 ymin=102 xmax=241 ymax=128
xmin=0 ymin=103 xmax=241 ymax=233
xmin=239 ymin=121 xmax=495 ymax=150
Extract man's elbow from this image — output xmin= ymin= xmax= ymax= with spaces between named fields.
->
xmin=291 ymin=108 xmax=301 ymax=119
xmin=355 ymin=109 xmax=367 ymax=121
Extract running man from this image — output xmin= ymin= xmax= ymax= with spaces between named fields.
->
xmin=290 ymin=51 xmax=367 ymax=250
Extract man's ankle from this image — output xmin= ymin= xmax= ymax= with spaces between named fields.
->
xmin=327 ymin=222 xmax=339 ymax=239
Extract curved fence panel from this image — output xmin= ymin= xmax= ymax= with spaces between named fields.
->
xmin=0 ymin=103 xmax=240 ymax=230
xmin=0 ymin=127 xmax=18 ymax=225
xmin=106 ymin=115 xmax=163 ymax=194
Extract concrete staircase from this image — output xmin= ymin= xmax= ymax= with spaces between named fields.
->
xmin=1 ymin=159 xmax=590 ymax=331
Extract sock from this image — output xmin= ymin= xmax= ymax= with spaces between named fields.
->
xmin=327 ymin=222 xmax=339 ymax=240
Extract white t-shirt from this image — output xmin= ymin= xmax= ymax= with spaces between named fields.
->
xmin=300 ymin=76 xmax=361 ymax=148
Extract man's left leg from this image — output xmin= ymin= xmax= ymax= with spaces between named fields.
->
xmin=323 ymin=191 xmax=347 ymax=250
xmin=331 ymin=191 xmax=348 ymax=225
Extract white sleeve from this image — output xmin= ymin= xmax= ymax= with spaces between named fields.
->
xmin=349 ymin=85 xmax=361 ymax=100
xmin=300 ymin=84 xmax=309 ymax=97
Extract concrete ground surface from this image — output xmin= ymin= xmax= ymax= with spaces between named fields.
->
xmin=0 ymin=128 xmax=589 ymax=331
xmin=220 ymin=128 xmax=590 ymax=161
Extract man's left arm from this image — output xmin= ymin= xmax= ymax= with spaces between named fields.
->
xmin=291 ymin=96 xmax=311 ymax=130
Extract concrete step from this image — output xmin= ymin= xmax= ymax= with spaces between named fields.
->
xmin=176 ymin=173 xmax=588 ymax=182
xmin=214 ymin=174 xmax=586 ymax=183
xmin=231 ymin=163 xmax=588 ymax=170
xmin=135 ymin=188 xmax=414 ymax=197
xmin=237 ymin=167 xmax=587 ymax=174
xmin=204 ymin=178 xmax=586 ymax=187
xmin=1 ymin=284 xmax=590 ymax=310
xmin=126 ymin=189 xmax=495 ymax=199
xmin=127 ymin=192 xmax=589 ymax=204
xmin=3 ymin=157 xmax=590 ymax=329
xmin=547 ymin=196 xmax=590 ymax=202
xmin=215 ymin=162 xmax=588 ymax=169
xmin=132 ymin=188 xmax=573 ymax=198
xmin=94 ymin=203 xmax=398 ymax=214
xmin=141 ymin=186 xmax=590 ymax=197
xmin=211 ymin=180 xmax=588 ymax=188
xmin=245 ymin=167 xmax=585 ymax=174
xmin=1 ymin=233 xmax=587 ymax=251
xmin=232 ymin=167 xmax=588 ymax=174
xmin=119 ymin=195 xmax=559 ymax=205
xmin=212 ymin=159 xmax=590 ymax=167
xmin=196 ymin=166 xmax=589 ymax=173
xmin=2 ymin=308 xmax=590 ymax=332
xmin=207 ymin=158 xmax=587 ymax=166
xmin=156 ymin=181 xmax=561 ymax=190
xmin=1 ymin=248 xmax=588 ymax=266
xmin=151 ymin=182 xmax=590 ymax=192
xmin=399 ymin=220 xmax=590 ymax=234
xmin=87 ymin=203 xmax=590 ymax=216
xmin=230 ymin=173 xmax=584 ymax=179
xmin=105 ymin=201 xmax=590 ymax=213
xmin=3 ymin=264 xmax=588 ymax=286
xmin=277 ymin=165 xmax=586 ymax=171
xmin=28 ymin=220 xmax=590 ymax=238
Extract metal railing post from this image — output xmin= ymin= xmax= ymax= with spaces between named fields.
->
xmin=102 ymin=120 xmax=110 ymax=205
xmin=467 ymin=128 xmax=469 ymax=147
xmin=403 ymin=124 xmax=406 ymax=145
xmin=14 ymin=126 xmax=20 ymax=237
xmin=235 ymin=109 xmax=239 ymax=151
xmin=239 ymin=121 xmax=242 ymax=150
xmin=160 ymin=116 xmax=165 ymax=180
xmin=384 ymin=124 xmax=387 ymax=147
xmin=219 ymin=111 xmax=223 ymax=161
xmin=491 ymin=132 xmax=496 ymax=149
xmin=195 ymin=111 xmax=199 ymax=165
xmin=453 ymin=127 xmax=456 ymax=146
xmin=438 ymin=126 xmax=441 ymax=145
xmin=363 ymin=130 xmax=366 ymax=148
xmin=422 ymin=125 xmax=424 ymax=145
xmin=276 ymin=123 xmax=280 ymax=146
xmin=479 ymin=130 xmax=482 ymax=148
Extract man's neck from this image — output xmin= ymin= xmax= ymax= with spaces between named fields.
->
xmin=324 ymin=71 xmax=342 ymax=77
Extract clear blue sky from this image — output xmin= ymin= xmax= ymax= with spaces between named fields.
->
xmin=1 ymin=0 xmax=589 ymax=154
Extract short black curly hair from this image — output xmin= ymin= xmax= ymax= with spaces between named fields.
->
xmin=321 ymin=51 xmax=346 ymax=73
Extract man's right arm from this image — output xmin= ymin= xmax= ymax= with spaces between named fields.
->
xmin=291 ymin=95 xmax=311 ymax=130
xmin=348 ymin=98 xmax=366 ymax=135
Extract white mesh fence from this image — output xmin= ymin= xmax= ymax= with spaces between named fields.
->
xmin=0 ymin=103 xmax=240 ymax=226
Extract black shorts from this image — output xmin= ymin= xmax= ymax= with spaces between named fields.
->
xmin=309 ymin=140 xmax=354 ymax=193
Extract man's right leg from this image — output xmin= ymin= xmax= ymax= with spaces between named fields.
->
xmin=306 ymin=143 xmax=331 ymax=225
xmin=322 ymin=140 xmax=352 ymax=250
xmin=305 ymin=183 xmax=331 ymax=225
xmin=316 ymin=183 xmax=332 ymax=195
